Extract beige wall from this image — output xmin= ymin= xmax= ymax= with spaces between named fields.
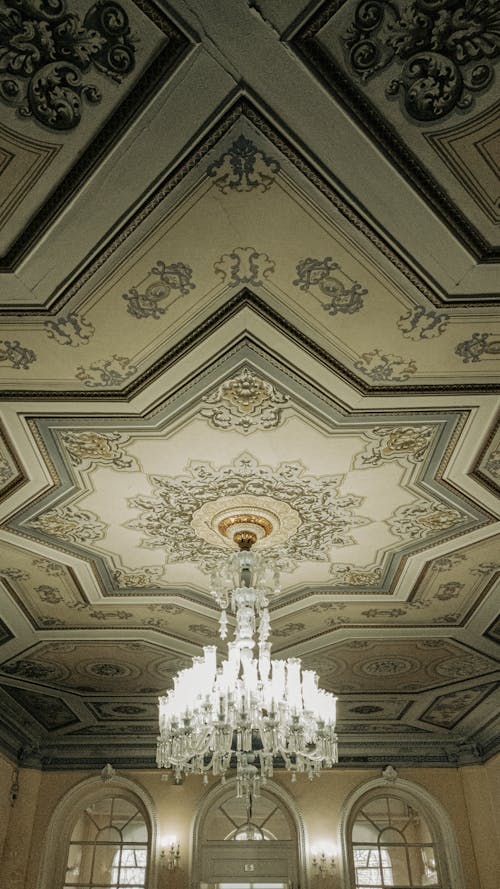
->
xmin=1 ymin=752 xmax=498 ymax=889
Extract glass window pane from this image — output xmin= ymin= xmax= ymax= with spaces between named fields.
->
xmin=355 ymin=867 xmax=382 ymax=885
xmin=385 ymin=846 xmax=409 ymax=886
xmin=112 ymin=799 xmax=139 ymax=826
xmin=93 ymin=843 xmax=121 ymax=886
xmin=64 ymin=844 xmax=82 ymax=883
xmin=97 ymin=826 xmax=122 ymax=843
xmin=70 ymin=812 xmax=99 ymax=842
xmin=122 ymin=813 xmax=148 ymax=842
xmin=407 ymin=846 xmax=439 ymax=886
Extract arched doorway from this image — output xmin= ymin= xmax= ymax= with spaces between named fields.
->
xmin=193 ymin=781 xmax=306 ymax=889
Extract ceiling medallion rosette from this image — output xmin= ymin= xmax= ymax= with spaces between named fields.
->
xmin=128 ymin=452 xmax=369 ymax=575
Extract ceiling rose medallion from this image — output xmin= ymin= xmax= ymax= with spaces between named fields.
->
xmin=190 ymin=493 xmax=301 ymax=550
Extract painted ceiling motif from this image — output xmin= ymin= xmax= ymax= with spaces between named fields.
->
xmin=0 ymin=0 xmax=498 ymax=772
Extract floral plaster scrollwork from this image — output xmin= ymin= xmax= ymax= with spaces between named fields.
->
xmin=75 ymin=354 xmax=136 ymax=387
xmin=44 ymin=312 xmax=94 ymax=346
xmin=455 ymin=331 xmax=500 ymax=362
xmin=127 ymin=452 xmax=370 ymax=574
xmin=272 ymin=622 xmax=305 ymax=637
xmin=431 ymin=552 xmax=467 ymax=571
xmin=397 ymin=306 xmax=450 ymax=340
xmin=353 ymin=425 xmax=435 ymax=467
xmin=214 ymin=246 xmax=275 ymax=287
xmin=329 ymin=563 xmax=382 ymax=586
xmin=354 ymin=349 xmax=417 ymax=382
xmin=0 ymin=437 xmax=18 ymax=487
xmin=0 ymin=0 xmax=137 ymax=131
xmin=59 ymin=430 xmax=138 ymax=470
xmin=32 ymin=557 xmax=66 ymax=575
xmin=199 ymin=367 xmax=289 ymax=433
xmin=113 ymin=566 xmax=164 ymax=588
xmin=28 ymin=504 xmax=107 ymax=544
xmin=388 ymin=500 xmax=466 ymax=539
xmin=0 ymin=339 xmax=36 ymax=370
xmin=122 ymin=259 xmax=195 ymax=319
xmin=344 ymin=0 xmax=500 ymax=122
xmin=484 ymin=445 xmax=500 ymax=478
xmin=293 ymin=255 xmax=367 ymax=315
xmin=421 ymin=684 xmax=495 ymax=728
xmin=207 ymin=134 xmax=280 ymax=193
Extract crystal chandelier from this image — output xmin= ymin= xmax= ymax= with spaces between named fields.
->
xmin=157 ymin=517 xmax=338 ymax=798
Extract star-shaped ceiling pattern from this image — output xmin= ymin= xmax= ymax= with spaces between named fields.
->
xmin=0 ymin=0 xmax=498 ymax=770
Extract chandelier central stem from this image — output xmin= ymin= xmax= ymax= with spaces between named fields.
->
xmin=157 ymin=524 xmax=338 ymax=798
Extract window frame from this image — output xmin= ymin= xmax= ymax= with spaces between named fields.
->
xmin=38 ymin=774 xmax=158 ymax=889
xmin=339 ymin=776 xmax=465 ymax=889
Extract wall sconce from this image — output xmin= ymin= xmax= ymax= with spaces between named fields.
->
xmin=311 ymin=844 xmax=336 ymax=878
xmin=161 ymin=835 xmax=180 ymax=870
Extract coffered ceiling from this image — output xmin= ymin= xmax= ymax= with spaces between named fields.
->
xmin=0 ymin=0 xmax=498 ymax=771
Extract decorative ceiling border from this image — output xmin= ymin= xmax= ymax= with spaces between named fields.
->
xmin=1 ymin=293 xmax=500 ymax=399
xmin=0 ymin=0 xmax=192 ymax=273
xmin=3 ymin=94 xmax=499 ymax=315
xmin=287 ymin=0 xmax=500 ymax=263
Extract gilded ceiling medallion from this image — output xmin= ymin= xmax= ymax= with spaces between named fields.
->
xmin=191 ymin=493 xmax=301 ymax=550
xmin=217 ymin=512 xmax=273 ymax=540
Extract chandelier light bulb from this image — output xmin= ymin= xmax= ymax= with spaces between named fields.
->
xmin=157 ymin=525 xmax=338 ymax=798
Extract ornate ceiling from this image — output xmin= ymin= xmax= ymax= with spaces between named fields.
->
xmin=0 ymin=0 xmax=498 ymax=771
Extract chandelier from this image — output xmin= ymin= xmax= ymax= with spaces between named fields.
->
xmin=156 ymin=514 xmax=338 ymax=798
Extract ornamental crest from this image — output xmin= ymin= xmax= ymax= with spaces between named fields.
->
xmin=199 ymin=368 xmax=289 ymax=433
xmin=0 ymin=0 xmax=137 ymax=131
xmin=207 ymin=135 xmax=280 ymax=193
xmin=122 ymin=259 xmax=195 ymax=319
xmin=344 ymin=0 xmax=500 ymax=122
xmin=293 ymin=256 xmax=367 ymax=315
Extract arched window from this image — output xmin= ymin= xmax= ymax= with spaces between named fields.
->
xmin=38 ymin=775 xmax=158 ymax=889
xmin=192 ymin=778 xmax=307 ymax=889
xmin=64 ymin=796 xmax=148 ymax=888
xmin=340 ymin=776 xmax=464 ymax=889
xmin=351 ymin=794 xmax=439 ymax=887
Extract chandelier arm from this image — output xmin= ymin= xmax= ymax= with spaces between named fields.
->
xmin=157 ymin=533 xmax=338 ymax=797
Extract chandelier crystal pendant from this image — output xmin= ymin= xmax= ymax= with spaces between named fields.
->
xmin=157 ymin=520 xmax=338 ymax=798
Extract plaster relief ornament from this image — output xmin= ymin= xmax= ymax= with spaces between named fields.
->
xmin=344 ymin=0 xmax=500 ymax=122
xmin=353 ymin=425 xmax=435 ymax=467
xmin=206 ymin=134 xmax=280 ymax=193
xmin=122 ymin=259 xmax=195 ymax=319
xmin=28 ymin=505 xmax=107 ymax=545
xmin=293 ymin=256 xmax=368 ymax=315
xmin=127 ymin=452 xmax=370 ymax=575
xmin=59 ymin=430 xmax=138 ymax=471
xmin=199 ymin=368 xmax=289 ymax=432
xmin=0 ymin=0 xmax=137 ymax=131
xmin=44 ymin=312 xmax=94 ymax=346
xmin=214 ymin=247 xmax=275 ymax=287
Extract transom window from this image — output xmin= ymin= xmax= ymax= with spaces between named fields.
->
xmin=64 ymin=796 xmax=148 ymax=889
xmin=351 ymin=794 xmax=440 ymax=888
